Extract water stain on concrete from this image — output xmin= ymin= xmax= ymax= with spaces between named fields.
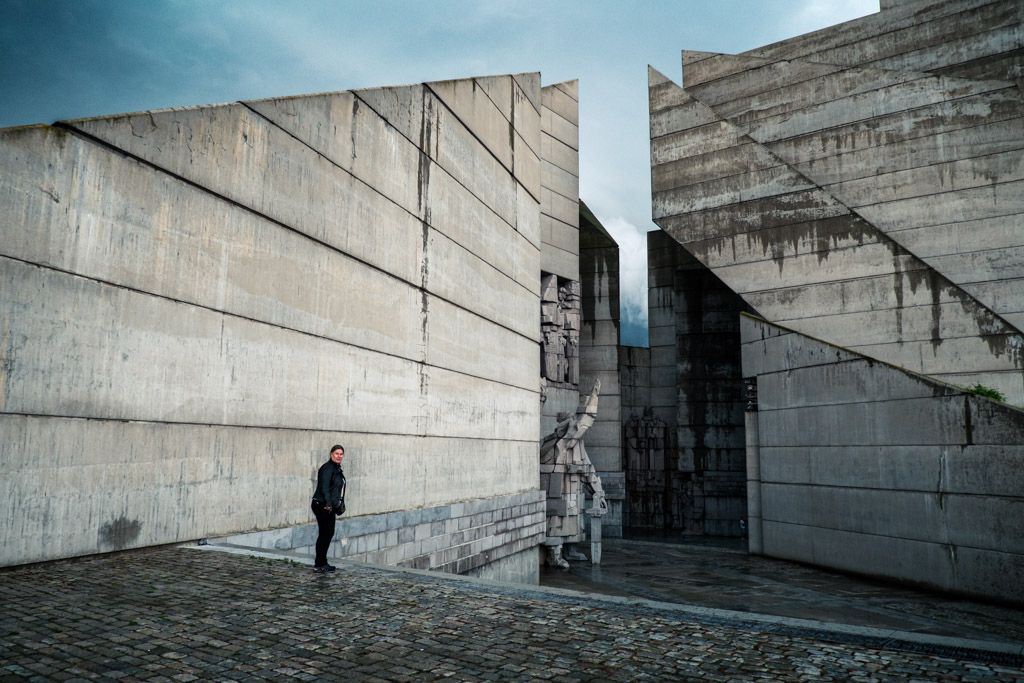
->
xmin=98 ymin=516 xmax=142 ymax=550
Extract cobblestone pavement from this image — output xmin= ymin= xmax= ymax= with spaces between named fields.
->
xmin=2 ymin=547 xmax=1024 ymax=682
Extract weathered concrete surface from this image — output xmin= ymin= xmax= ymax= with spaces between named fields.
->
xmin=540 ymin=80 xmax=580 ymax=282
xmin=622 ymin=232 xmax=748 ymax=536
xmin=650 ymin=0 xmax=1024 ymax=407
xmin=0 ymin=73 xmax=548 ymax=569
xmin=538 ymin=81 xmax=582 ymax=455
xmin=742 ymin=314 xmax=1024 ymax=605
xmin=579 ymin=201 xmax=624 ymax=536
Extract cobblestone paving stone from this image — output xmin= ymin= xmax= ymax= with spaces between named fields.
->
xmin=1 ymin=548 xmax=1023 ymax=682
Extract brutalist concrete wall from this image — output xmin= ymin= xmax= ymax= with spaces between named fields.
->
xmin=0 ymin=72 xmax=545 ymax=570
xmin=674 ymin=255 xmax=749 ymax=537
xmin=579 ymin=201 xmax=623 ymax=536
xmin=539 ymin=81 xmax=582 ymax=435
xmin=628 ymin=230 xmax=748 ymax=535
xmin=618 ymin=344 xmax=649 ymax=531
xmin=649 ymin=0 xmax=1024 ymax=406
xmin=742 ymin=314 xmax=1024 ymax=605
xmin=646 ymin=230 xmax=681 ymax=443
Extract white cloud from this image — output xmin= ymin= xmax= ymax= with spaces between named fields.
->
xmin=602 ymin=216 xmax=651 ymax=329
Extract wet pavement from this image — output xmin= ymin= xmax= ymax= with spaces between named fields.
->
xmin=540 ymin=537 xmax=1024 ymax=646
xmin=0 ymin=537 xmax=1022 ymax=681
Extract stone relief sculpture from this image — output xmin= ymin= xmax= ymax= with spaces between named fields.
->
xmin=540 ymin=274 xmax=580 ymax=387
xmin=540 ymin=379 xmax=607 ymax=568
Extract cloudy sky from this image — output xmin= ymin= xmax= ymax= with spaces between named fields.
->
xmin=1 ymin=0 xmax=879 ymax=345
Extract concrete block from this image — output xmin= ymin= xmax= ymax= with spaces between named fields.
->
xmin=953 ymin=546 xmax=1024 ymax=605
xmin=542 ymin=81 xmax=578 ymax=126
xmin=540 ymin=188 xmax=581 ymax=231
xmin=516 ymin=183 xmax=542 ymax=248
xmin=0 ymin=414 xmax=328 ymax=565
xmin=755 ymin=358 xmax=956 ymax=409
xmin=580 ymin=320 xmax=620 ymax=347
xmin=740 ymin=328 xmax=854 ymax=378
xmin=510 ymin=75 xmax=541 ymax=155
xmin=652 ymin=141 xmax=771 ymax=193
xmin=513 ymin=73 xmax=542 ymax=118
xmin=427 ymin=164 xmax=539 ymax=295
xmin=1 ymin=259 xmax=427 ymax=433
xmin=541 ymin=131 xmax=579 ymax=179
xmin=762 ymin=520 xmax=956 ymax=593
xmin=541 ymin=105 xmax=579 ymax=150
xmin=429 ymin=75 xmax=514 ymax=172
xmin=759 ymin=445 xmax=944 ymax=491
xmin=655 ymin=191 xmax=849 ymax=244
xmin=424 ymin=91 xmax=517 ymax=227
xmin=943 ymin=494 xmax=1024 ymax=554
xmin=757 ymin=397 xmax=968 ymax=447
xmin=540 ymin=243 xmax=579 ymax=282
xmin=542 ymin=160 xmax=580 ymax=205
xmin=66 ymin=102 xmax=426 ymax=282
xmin=542 ymin=202 xmax=580 ymax=247
xmin=426 ymin=297 xmax=538 ymax=391
xmin=653 ymin=164 xmax=814 ymax=218
xmin=351 ymin=83 xmax=426 ymax=149
xmin=650 ymin=98 xmax=721 ymax=139
xmin=794 ymin=116 xmax=1024 ymax=188
xmin=945 ymin=445 xmax=1024 ymax=496
xmin=426 ymin=229 xmax=539 ymax=341
xmin=513 ymin=129 xmax=542 ymax=201
xmin=744 ymin=77 xmax=1006 ymax=145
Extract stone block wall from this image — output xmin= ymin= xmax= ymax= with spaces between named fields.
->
xmin=217 ymin=491 xmax=545 ymax=584
xmin=742 ymin=314 xmax=1024 ymax=605
xmin=0 ymin=73 xmax=546 ymax=572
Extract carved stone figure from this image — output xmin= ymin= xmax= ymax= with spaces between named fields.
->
xmin=540 ymin=380 xmax=607 ymax=568
xmin=540 ymin=274 xmax=581 ymax=387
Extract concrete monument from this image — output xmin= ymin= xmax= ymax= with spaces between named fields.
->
xmin=540 ymin=380 xmax=607 ymax=568
xmin=645 ymin=0 xmax=1024 ymax=604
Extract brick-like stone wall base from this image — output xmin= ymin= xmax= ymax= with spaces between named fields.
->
xmin=216 ymin=491 xmax=546 ymax=581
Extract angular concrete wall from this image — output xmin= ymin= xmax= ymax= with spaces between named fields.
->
xmin=742 ymin=314 xmax=1024 ymax=605
xmin=579 ymin=201 xmax=624 ymax=536
xmin=627 ymin=231 xmax=747 ymax=535
xmin=541 ymin=81 xmax=580 ymax=282
xmin=539 ymin=81 xmax=582 ymax=436
xmin=1 ymin=73 xmax=545 ymax=570
xmin=649 ymin=0 xmax=1024 ymax=406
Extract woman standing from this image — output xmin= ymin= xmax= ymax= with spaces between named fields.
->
xmin=311 ymin=444 xmax=346 ymax=572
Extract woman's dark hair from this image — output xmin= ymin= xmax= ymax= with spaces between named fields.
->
xmin=330 ymin=444 xmax=344 ymax=454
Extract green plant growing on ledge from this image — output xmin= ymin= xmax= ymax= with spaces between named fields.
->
xmin=968 ymin=384 xmax=1005 ymax=402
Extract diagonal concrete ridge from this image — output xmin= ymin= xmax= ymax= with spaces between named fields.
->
xmin=649 ymin=66 xmax=1024 ymax=405
xmin=674 ymin=50 xmax=1024 ymax=341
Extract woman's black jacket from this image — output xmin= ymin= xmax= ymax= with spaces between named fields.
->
xmin=313 ymin=460 xmax=346 ymax=509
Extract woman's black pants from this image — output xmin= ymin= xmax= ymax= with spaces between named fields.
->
xmin=311 ymin=501 xmax=336 ymax=567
